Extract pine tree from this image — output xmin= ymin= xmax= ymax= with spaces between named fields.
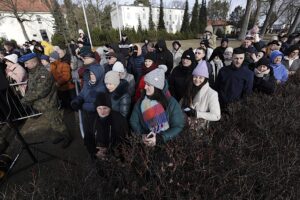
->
xmin=149 ymin=4 xmax=155 ymax=30
xmin=199 ymin=0 xmax=207 ymax=33
xmin=190 ymin=0 xmax=199 ymax=33
xmin=157 ymin=0 xmax=166 ymax=30
xmin=180 ymin=0 xmax=190 ymax=32
xmin=138 ymin=16 xmax=142 ymax=32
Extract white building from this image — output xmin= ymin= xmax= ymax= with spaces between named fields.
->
xmin=0 ymin=1 xmax=55 ymax=45
xmin=111 ymin=4 xmax=184 ymax=33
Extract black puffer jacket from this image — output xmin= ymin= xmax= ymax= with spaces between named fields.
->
xmin=109 ymin=80 xmax=131 ymax=118
xmin=155 ymin=39 xmax=173 ymax=77
xmin=169 ymin=63 xmax=197 ymax=101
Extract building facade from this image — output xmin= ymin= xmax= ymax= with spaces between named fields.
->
xmin=111 ymin=4 xmax=184 ymax=33
xmin=0 ymin=1 xmax=55 ymax=45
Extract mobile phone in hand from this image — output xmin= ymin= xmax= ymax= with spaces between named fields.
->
xmin=184 ymin=107 xmax=191 ymax=112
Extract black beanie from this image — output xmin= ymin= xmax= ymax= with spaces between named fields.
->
xmin=233 ymin=47 xmax=245 ymax=55
xmin=221 ymin=38 xmax=229 ymax=44
xmin=256 ymin=57 xmax=270 ymax=68
xmin=144 ymin=52 xmax=156 ymax=62
xmin=181 ymin=48 xmax=195 ymax=63
xmin=94 ymin=92 xmax=112 ymax=108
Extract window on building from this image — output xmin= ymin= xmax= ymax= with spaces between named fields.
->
xmin=40 ymin=30 xmax=49 ymax=41
xmin=36 ymin=15 xmax=42 ymax=24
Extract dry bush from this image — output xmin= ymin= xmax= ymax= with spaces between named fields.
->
xmin=1 ymin=74 xmax=300 ymax=200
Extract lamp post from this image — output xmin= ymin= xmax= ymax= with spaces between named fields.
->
xmin=116 ymin=0 xmax=122 ymax=41
xmin=81 ymin=0 xmax=93 ymax=49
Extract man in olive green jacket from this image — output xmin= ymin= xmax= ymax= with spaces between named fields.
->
xmin=20 ymin=53 xmax=71 ymax=148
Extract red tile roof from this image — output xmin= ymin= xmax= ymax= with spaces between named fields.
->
xmin=0 ymin=0 xmax=50 ymax=13
xmin=207 ymin=19 xmax=227 ymax=26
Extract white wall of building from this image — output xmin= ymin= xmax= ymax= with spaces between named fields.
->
xmin=0 ymin=12 xmax=55 ymax=45
xmin=111 ymin=5 xmax=184 ymax=33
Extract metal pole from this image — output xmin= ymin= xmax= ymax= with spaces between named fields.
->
xmin=116 ymin=0 xmax=122 ymax=41
xmin=81 ymin=0 xmax=93 ymax=49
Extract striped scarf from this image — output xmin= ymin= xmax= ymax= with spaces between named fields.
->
xmin=141 ymin=97 xmax=169 ymax=134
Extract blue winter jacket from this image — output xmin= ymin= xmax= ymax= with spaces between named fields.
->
xmin=215 ymin=64 xmax=254 ymax=106
xmin=73 ymin=64 xmax=106 ymax=112
xmin=270 ymin=50 xmax=288 ymax=83
xmin=127 ymin=55 xmax=145 ymax=82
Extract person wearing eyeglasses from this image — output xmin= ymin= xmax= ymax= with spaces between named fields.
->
xmin=104 ymin=52 xmax=118 ymax=73
xmin=282 ymin=45 xmax=300 ymax=76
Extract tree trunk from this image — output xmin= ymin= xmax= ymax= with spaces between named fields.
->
xmin=253 ymin=0 xmax=262 ymax=25
xmin=17 ymin=18 xmax=29 ymax=41
xmin=260 ymin=0 xmax=276 ymax=38
xmin=238 ymin=0 xmax=253 ymax=40
xmin=288 ymin=8 xmax=300 ymax=35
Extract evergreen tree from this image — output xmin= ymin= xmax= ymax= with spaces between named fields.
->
xmin=149 ymin=4 xmax=155 ymax=30
xmin=190 ymin=0 xmax=199 ymax=33
xmin=180 ymin=0 xmax=190 ymax=32
xmin=199 ymin=0 xmax=207 ymax=33
xmin=138 ymin=16 xmax=142 ymax=32
xmin=133 ymin=0 xmax=150 ymax=6
xmin=157 ymin=0 xmax=166 ymax=30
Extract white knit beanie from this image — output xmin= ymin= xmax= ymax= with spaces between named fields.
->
xmin=144 ymin=65 xmax=167 ymax=90
xmin=112 ymin=61 xmax=125 ymax=73
xmin=104 ymin=71 xmax=120 ymax=86
xmin=4 ymin=54 xmax=18 ymax=64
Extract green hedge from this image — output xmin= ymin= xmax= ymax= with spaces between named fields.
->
xmin=52 ymin=28 xmax=197 ymax=46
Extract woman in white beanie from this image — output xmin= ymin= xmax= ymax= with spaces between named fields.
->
xmin=223 ymin=47 xmax=233 ymax=67
xmin=181 ymin=61 xmax=221 ymax=132
xmin=4 ymin=54 xmax=27 ymax=96
xmin=130 ymin=65 xmax=184 ymax=146
xmin=112 ymin=61 xmax=135 ymax=97
xmin=104 ymin=71 xmax=131 ymax=118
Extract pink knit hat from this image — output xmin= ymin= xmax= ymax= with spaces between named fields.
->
xmin=192 ymin=61 xmax=209 ymax=78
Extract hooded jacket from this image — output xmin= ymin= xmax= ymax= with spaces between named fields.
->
xmin=72 ymin=64 xmax=106 ymax=112
xmin=270 ymin=50 xmax=288 ymax=83
xmin=41 ymin=41 xmax=54 ymax=56
xmin=109 ymin=43 xmax=126 ymax=66
xmin=50 ymin=60 xmax=75 ymax=91
xmin=130 ymin=82 xmax=184 ymax=143
xmin=155 ymin=39 xmax=174 ymax=76
xmin=204 ymin=25 xmax=217 ymax=49
xmin=127 ymin=44 xmax=145 ymax=82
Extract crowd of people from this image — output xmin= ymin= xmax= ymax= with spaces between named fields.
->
xmin=0 ymin=25 xmax=299 ymax=161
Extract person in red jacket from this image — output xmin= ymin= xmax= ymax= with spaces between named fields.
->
xmin=134 ymin=52 xmax=157 ymax=102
